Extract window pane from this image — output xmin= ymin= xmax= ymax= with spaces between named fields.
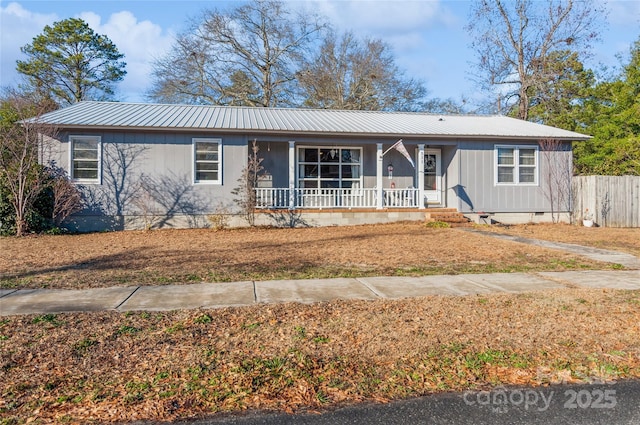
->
xmin=519 ymin=149 xmax=535 ymax=165
xmin=341 ymin=165 xmax=360 ymax=178
xmin=198 ymin=162 xmax=218 ymax=171
xmin=497 ymin=148 xmax=514 ymax=165
xmin=342 ymin=149 xmax=359 ymax=163
xmin=519 ymin=167 xmax=535 ymax=183
xmin=196 ymin=151 xmax=218 ymax=161
xmin=74 ymin=168 xmax=98 ymax=179
xmin=320 ymin=180 xmax=339 ymax=188
xmin=498 ymin=167 xmax=514 ymax=183
xmin=302 ymin=164 xmax=318 ymax=177
xmin=196 ymin=142 xmax=218 ymax=152
xmin=302 ymin=148 xmax=318 ymax=162
xmin=194 ymin=140 xmax=220 ymax=182
xmin=425 ymin=154 xmax=437 ymax=172
xmin=320 ymin=148 xmax=339 ymax=162
xmin=425 ymin=174 xmax=436 ymax=190
xmin=320 ymin=164 xmax=339 ymax=178
xmin=72 ymin=138 xmax=99 ymax=180
xmin=73 ymin=149 xmax=97 ymax=160
xmin=74 ymin=139 xmax=98 ymax=150
xmin=196 ymin=171 xmax=218 ymax=181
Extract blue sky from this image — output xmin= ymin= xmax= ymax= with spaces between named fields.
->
xmin=1 ymin=0 xmax=639 ymax=106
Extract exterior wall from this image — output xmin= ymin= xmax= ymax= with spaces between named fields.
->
xmin=440 ymin=144 xmax=457 ymax=208
xmin=454 ymin=140 xmax=572 ymax=214
xmin=51 ymin=128 xmax=574 ymax=231
xmin=54 ymin=130 xmax=248 ymax=231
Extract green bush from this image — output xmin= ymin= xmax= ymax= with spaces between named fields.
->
xmin=0 ymin=173 xmax=55 ymax=236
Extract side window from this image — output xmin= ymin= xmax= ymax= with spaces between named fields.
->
xmin=495 ymin=145 xmax=538 ymax=185
xmin=496 ymin=147 xmax=515 ymax=184
xmin=193 ymin=138 xmax=222 ymax=184
xmin=70 ymin=135 xmax=101 ymax=183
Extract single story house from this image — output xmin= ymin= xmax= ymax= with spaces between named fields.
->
xmin=35 ymin=101 xmax=590 ymax=231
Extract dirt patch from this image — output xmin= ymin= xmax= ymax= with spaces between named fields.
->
xmin=1 ymin=288 xmax=639 ymax=423
xmin=1 ymin=222 xmax=619 ymax=289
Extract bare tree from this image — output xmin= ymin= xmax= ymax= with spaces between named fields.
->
xmin=466 ymin=0 xmax=606 ymax=120
xmin=0 ymin=95 xmax=57 ymax=236
xmin=297 ymin=31 xmax=427 ymax=111
xmin=232 ymin=140 xmax=264 ymax=226
xmin=48 ymin=165 xmax=83 ymax=227
xmin=539 ymin=138 xmax=573 ymax=223
xmin=148 ymin=0 xmax=326 ymax=107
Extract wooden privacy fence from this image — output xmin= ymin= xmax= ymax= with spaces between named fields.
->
xmin=572 ymin=175 xmax=640 ymax=227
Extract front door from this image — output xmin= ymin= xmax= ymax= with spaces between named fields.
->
xmin=423 ymin=149 xmax=441 ymax=205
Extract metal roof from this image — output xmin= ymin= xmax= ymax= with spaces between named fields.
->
xmin=36 ymin=101 xmax=591 ymax=140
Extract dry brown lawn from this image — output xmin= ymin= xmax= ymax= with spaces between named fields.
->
xmin=1 ymin=289 xmax=639 ymax=424
xmin=483 ymin=223 xmax=640 ymax=257
xmin=2 ymin=222 xmax=640 ymax=423
xmin=0 ymin=222 xmax=628 ymax=290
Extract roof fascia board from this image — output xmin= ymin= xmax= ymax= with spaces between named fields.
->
xmin=52 ymin=124 xmax=591 ymax=141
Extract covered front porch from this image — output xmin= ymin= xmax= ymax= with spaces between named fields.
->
xmin=254 ymin=141 xmax=443 ymax=210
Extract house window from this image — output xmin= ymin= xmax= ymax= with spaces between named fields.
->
xmin=297 ymin=147 xmax=362 ymax=189
xmin=193 ymin=138 xmax=222 ymax=184
xmin=495 ymin=145 xmax=538 ymax=185
xmin=70 ymin=135 xmax=101 ymax=182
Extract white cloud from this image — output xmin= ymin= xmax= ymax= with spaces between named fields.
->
xmin=77 ymin=10 xmax=174 ymax=101
xmin=314 ymin=0 xmax=447 ymax=35
xmin=0 ymin=2 xmax=58 ymax=86
xmin=0 ymin=2 xmax=174 ymax=101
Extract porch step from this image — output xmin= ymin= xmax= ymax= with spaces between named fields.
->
xmin=425 ymin=209 xmax=472 ymax=227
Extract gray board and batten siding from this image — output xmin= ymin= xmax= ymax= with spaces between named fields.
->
xmin=453 ymin=140 xmax=574 ymax=214
xmin=34 ymin=102 xmax=591 ymax=230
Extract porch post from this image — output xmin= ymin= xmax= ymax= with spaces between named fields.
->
xmin=376 ymin=143 xmax=383 ymax=209
xmin=418 ymin=144 xmax=425 ymax=210
xmin=288 ymin=141 xmax=295 ymax=209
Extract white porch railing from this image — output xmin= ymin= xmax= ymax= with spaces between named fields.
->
xmin=255 ymin=188 xmax=421 ymax=209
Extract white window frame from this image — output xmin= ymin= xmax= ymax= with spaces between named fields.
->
xmin=296 ymin=146 xmax=363 ymax=189
xmin=193 ymin=138 xmax=222 ymax=184
xmin=69 ymin=135 xmax=102 ymax=184
xmin=494 ymin=144 xmax=539 ymax=186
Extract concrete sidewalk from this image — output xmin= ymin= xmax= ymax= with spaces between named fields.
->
xmin=1 ymin=270 xmax=639 ymax=316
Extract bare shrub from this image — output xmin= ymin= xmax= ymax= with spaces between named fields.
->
xmin=232 ymin=140 xmax=264 ymax=226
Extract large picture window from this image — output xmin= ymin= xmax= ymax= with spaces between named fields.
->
xmin=495 ymin=145 xmax=538 ymax=185
xmin=70 ymin=135 xmax=101 ymax=182
xmin=193 ymin=138 xmax=222 ymax=184
xmin=297 ymin=147 xmax=362 ymax=189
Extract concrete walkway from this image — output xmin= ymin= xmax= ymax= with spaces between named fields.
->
xmin=1 ymin=270 xmax=639 ymax=316
xmin=463 ymin=228 xmax=640 ymax=269
xmin=2 ymin=232 xmax=639 ymax=316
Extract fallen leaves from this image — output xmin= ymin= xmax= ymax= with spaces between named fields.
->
xmin=1 ymin=288 xmax=639 ymax=423
xmin=1 ymin=223 xmax=617 ymax=290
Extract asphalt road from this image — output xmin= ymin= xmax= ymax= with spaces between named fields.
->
xmin=160 ymin=380 xmax=640 ymax=425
